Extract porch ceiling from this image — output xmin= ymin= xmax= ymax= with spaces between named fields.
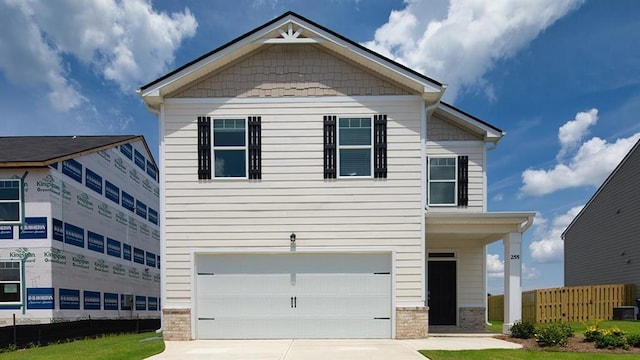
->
xmin=426 ymin=212 xmax=535 ymax=245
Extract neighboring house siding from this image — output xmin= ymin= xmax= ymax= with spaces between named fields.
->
xmin=564 ymin=146 xmax=640 ymax=290
xmin=169 ymin=44 xmax=413 ymax=98
xmin=426 ymin=141 xmax=485 ymax=212
xmin=163 ymin=97 xmax=423 ymax=304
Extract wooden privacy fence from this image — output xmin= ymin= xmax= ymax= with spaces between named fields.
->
xmin=488 ymin=284 xmax=635 ymax=323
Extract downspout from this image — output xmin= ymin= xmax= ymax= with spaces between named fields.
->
xmin=421 ymin=86 xmax=445 ymax=308
xmin=141 ymin=98 xmax=162 ymax=333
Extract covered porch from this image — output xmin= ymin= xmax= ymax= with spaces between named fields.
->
xmin=425 ymin=212 xmax=535 ymax=334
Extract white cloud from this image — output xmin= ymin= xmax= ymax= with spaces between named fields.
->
xmin=557 ymin=108 xmax=598 ymax=160
xmin=0 ymin=0 xmax=197 ymax=110
xmin=521 ymin=131 xmax=640 ymax=196
xmin=487 ymin=253 xmax=504 ymax=278
xmin=363 ymin=0 xmax=583 ymax=101
xmin=529 ymin=206 xmax=583 ymax=263
xmin=487 ymin=253 xmax=539 ymax=280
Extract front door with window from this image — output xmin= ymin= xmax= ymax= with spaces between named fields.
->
xmin=428 ymin=260 xmax=457 ymax=325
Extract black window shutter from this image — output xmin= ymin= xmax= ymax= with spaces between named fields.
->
xmin=457 ymin=155 xmax=469 ymax=206
xmin=323 ymin=115 xmax=337 ymax=179
xmin=374 ymin=114 xmax=388 ymax=178
xmin=197 ymin=116 xmax=211 ymax=180
xmin=248 ymin=116 xmax=262 ymax=180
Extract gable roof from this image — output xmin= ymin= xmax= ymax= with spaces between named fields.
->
xmin=0 ymin=135 xmax=152 ymax=168
xmin=562 ymin=138 xmax=640 ymax=237
xmin=138 ymin=11 xmax=445 ymax=107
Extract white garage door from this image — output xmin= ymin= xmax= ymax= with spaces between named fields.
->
xmin=195 ymin=253 xmax=392 ymax=339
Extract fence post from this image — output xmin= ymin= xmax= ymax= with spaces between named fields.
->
xmin=13 ymin=313 xmax=16 ymax=347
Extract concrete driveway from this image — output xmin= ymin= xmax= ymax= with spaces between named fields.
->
xmin=146 ymin=337 xmax=522 ymax=360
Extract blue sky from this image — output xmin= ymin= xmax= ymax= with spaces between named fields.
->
xmin=1 ymin=0 xmax=639 ymax=294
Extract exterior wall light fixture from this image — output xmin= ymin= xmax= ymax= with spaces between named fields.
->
xmin=290 ymin=233 xmax=296 ymax=243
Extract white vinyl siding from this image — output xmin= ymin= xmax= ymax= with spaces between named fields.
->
xmin=162 ymin=97 xmax=423 ymax=305
xmin=426 ymin=141 xmax=485 ymax=212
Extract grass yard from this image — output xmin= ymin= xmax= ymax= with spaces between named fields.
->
xmin=0 ymin=332 xmax=164 ymax=360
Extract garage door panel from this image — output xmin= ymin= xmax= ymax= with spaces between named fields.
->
xmin=195 ymin=253 xmax=392 ymax=339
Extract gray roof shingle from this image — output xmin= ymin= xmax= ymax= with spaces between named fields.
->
xmin=0 ymin=135 xmax=141 ymax=166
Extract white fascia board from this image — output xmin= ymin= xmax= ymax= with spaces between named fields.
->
xmin=164 ymin=94 xmax=421 ymax=105
xmin=438 ymin=105 xmax=504 ymax=141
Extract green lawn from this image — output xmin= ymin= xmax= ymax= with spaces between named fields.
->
xmin=0 ymin=332 xmax=164 ymax=360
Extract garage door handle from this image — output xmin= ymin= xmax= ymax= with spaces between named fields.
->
xmin=291 ymin=297 xmax=294 ymax=308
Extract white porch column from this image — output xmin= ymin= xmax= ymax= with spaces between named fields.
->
xmin=503 ymin=231 xmax=522 ymax=334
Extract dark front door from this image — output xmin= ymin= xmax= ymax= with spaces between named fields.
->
xmin=428 ymin=260 xmax=457 ymax=325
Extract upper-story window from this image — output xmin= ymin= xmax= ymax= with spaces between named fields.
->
xmin=428 ymin=156 xmax=469 ymax=207
xmin=0 ymin=179 xmax=21 ymax=224
xmin=429 ymin=157 xmax=457 ymax=206
xmin=213 ymin=119 xmax=247 ymax=178
xmin=338 ymin=117 xmax=372 ymax=177
xmin=198 ymin=116 xmax=261 ymax=180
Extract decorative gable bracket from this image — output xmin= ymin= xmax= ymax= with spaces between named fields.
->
xmin=256 ymin=21 xmax=325 ymax=44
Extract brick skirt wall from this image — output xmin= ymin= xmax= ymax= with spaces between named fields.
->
xmin=396 ymin=306 xmax=428 ymax=339
xmin=163 ymin=308 xmax=191 ymax=341
xmin=459 ymin=307 xmax=485 ymax=329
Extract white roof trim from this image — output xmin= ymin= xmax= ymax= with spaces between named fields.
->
xmin=436 ymin=104 xmax=504 ymax=141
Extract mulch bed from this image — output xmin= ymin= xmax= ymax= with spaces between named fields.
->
xmin=497 ymin=335 xmax=640 ymax=354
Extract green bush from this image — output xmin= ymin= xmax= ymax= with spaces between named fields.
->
xmin=594 ymin=327 xmax=628 ymax=350
xmin=535 ymin=323 xmax=571 ymax=347
xmin=510 ymin=320 xmax=536 ymax=339
xmin=627 ymin=333 xmax=640 ymax=347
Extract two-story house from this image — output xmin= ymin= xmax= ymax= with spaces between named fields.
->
xmin=563 ymin=138 xmax=640 ymax=291
xmin=0 ymin=136 xmax=160 ymax=325
xmin=138 ymin=12 xmax=534 ymax=340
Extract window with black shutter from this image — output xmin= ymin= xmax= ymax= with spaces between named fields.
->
xmin=323 ymin=115 xmax=337 ymax=179
xmin=197 ymin=116 xmax=211 ymax=180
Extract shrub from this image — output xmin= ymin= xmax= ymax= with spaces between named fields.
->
xmin=557 ymin=322 xmax=574 ymax=338
xmin=510 ymin=320 xmax=536 ymax=339
xmin=583 ymin=319 xmax=603 ymax=342
xmin=535 ymin=322 xmax=571 ymax=347
xmin=627 ymin=333 xmax=640 ymax=347
xmin=594 ymin=327 xmax=628 ymax=350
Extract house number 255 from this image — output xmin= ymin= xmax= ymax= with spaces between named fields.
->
xmin=510 ymin=255 xmax=520 ymax=260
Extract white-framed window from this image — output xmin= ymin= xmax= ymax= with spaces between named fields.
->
xmin=338 ymin=117 xmax=372 ymax=177
xmin=0 ymin=260 xmax=22 ymax=305
xmin=0 ymin=179 xmax=22 ymax=224
xmin=428 ymin=157 xmax=457 ymax=205
xmin=213 ymin=118 xmax=247 ymax=178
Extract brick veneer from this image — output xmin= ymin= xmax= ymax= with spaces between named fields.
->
xmin=163 ymin=308 xmax=191 ymax=340
xmin=459 ymin=307 xmax=486 ymax=329
xmin=396 ymin=306 xmax=428 ymax=339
